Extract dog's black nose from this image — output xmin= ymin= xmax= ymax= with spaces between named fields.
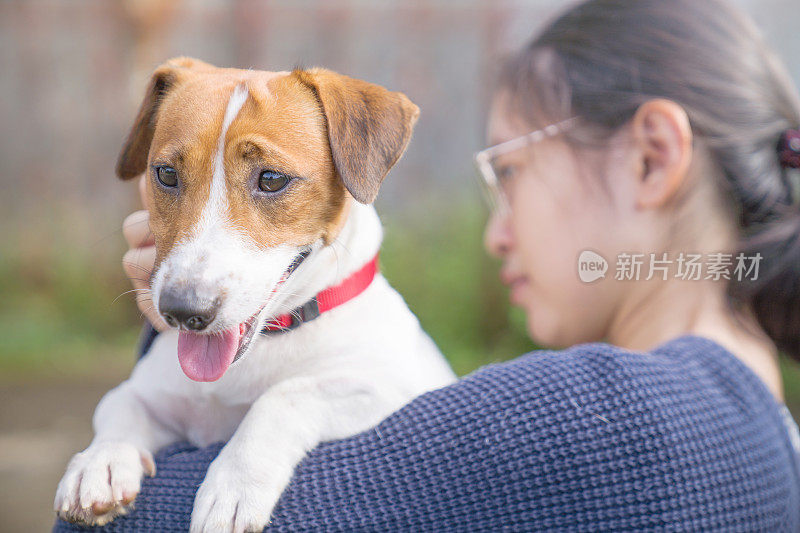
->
xmin=158 ymin=289 xmax=220 ymax=332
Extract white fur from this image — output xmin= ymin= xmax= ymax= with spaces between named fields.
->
xmin=55 ymin=85 xmax=455 ymax=532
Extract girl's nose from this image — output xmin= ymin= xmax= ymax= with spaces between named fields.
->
xmin=484 ymin=209 xmax=513 ymax=258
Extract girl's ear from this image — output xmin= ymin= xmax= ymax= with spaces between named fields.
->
xmin=631 ymin=99 xmax=693 ymax=209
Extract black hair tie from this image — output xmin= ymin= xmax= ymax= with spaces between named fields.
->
xmin=779 ymin=128 xmax=800 ymax=169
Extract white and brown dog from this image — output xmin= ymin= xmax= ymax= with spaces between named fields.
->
xmin=55 ymin=57 xmax=455 ymax=532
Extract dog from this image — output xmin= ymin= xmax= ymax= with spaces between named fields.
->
xmin=54 ymin=57 xmax=456 ymax=532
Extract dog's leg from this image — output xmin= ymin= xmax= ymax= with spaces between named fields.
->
xmin=189 ymin=373 xmax=400 ymax=533
xmin=54 ymin=380 xmax=179 ymax=525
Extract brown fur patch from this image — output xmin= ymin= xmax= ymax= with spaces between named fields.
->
xmin=293 ymin=68 xmax=420 ymax=204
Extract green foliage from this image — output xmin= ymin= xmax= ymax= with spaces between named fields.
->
xmin=781 ymin=357 xmax=800 ymax=417
xmin=0 ymin=248 xmax=139 ymax=380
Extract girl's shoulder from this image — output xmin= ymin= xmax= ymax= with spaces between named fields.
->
xmin=431 ymin=335 xmax=798 ymax=530
xmin=471 ymin=334 xmax=782 ymax=419
xmin=447 ymin=334 xmax=797 ymax=486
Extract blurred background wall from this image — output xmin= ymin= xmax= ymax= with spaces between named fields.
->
xmin=1 ymin=1 xmax=800 ymax=531
xmin=4 ymin=0 xmax=797 ymax=255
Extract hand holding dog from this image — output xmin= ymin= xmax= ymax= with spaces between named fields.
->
xmin=121 ymin=176 xmax=167 ymax=332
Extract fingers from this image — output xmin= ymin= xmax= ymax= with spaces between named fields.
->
xmin=122 ymin=246 xmax=154 ymax=286
xmin=123 ymin=176 xmax=166 ymax=331
xmin=140 ymin=291 xmax=168 ymax=331
xmin=123 ymin=210 xmax=154 ymax=249
xmin=122 ymin=246 xmax=168 ymax=331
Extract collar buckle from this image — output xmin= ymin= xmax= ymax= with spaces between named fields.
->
xmin=287 ymin=297 xmax=320 ymax=330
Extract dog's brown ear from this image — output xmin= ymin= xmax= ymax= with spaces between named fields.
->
xmin=293 ymin=68 xmax=420 ymax=204
xmin=116 ymin=57 xmax=212 ymax=180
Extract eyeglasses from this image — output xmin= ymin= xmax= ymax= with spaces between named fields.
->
xmin=473 ymin=117 xmax=579 ymax=215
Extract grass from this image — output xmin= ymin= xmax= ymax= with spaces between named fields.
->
xmin=0 ymin=245 xmax=140 ymax=381
xmin=0 ymin=202 xmax=798 ymax=418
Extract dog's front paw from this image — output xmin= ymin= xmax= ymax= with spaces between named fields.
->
xmin=54 ymin=441 xmax=155 ymax=526
xmin=190 ymin=456 xmax=285 ymax=533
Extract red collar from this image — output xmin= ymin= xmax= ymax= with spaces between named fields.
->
xmin=261 ymin=254 xmax=379 ymax=333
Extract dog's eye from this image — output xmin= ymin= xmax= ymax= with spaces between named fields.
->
xmin=156 ymin=166 xmax=178 ymax=188
xmin=258 ymin=171 xmax=290 ymax=193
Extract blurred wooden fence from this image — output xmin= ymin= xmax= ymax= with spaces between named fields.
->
xmin=0 ymin=0 xmax=798 ymax=258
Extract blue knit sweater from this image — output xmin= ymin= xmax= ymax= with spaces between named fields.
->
xmin=54 ymin=334 xmax=800 ymax=532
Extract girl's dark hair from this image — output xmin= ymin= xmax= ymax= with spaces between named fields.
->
xmin=499 ymin=0 xmax=800 ymax=361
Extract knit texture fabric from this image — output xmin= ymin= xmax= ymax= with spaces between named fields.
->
xmin=54 ymin=335 xmax=800 ymax=532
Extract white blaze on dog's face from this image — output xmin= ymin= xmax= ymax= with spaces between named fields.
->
xmin=116 ymin=57 xmax=419 ymax=382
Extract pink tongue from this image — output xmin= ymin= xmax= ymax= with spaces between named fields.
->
xmin=177 ymin=326 xmax=242 ymax=382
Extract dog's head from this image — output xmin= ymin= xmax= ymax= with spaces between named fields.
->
xmin=117 ymin=57 xmax=418 ymax=382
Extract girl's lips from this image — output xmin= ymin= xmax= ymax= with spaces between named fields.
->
xmin=508 ymin=277 xmax=530 ymax=306
xmin=500 ymin=267 xmax=530 ymax=305
xmin=500 ymin=267 xmax=528 ymax=288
